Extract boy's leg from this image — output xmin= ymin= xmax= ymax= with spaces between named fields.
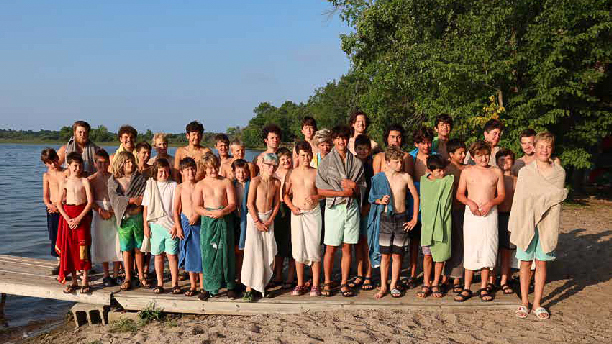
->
xmin=154 ymin=255 xmax=164 ymax=287
xmin=122 ymin=251 xmax=133 ymax=282
xmin=312 ymin=261 xmax=321 ymax=288
xmin=134 ymin=248 xmax=145 ymax=281
xmin=390 ymin=253 xmax=402 ymax=290
xmin=189 ymin=272 xmax=198 ymax=290
xmin=479 ymin=268 xmax=493 ymax=301
xmin=422 ymin=254 xmax=433 ymax=287
xmin=410 ymin=239 xmax=419 ymax=279
xmin=341 ymin=243 xmax=352 ymax=287
xmin=519 ymin=260 xmax=532 ymax=307
xmin=167 ymin=254 xmax=179 ymax=287
xmin=199 ymin=273 xmax=204 ymax=290
xmin=463 ymin=269 xmax=473 ymax=290
xmin=500 ymin=248 xmax=513 ymax=289
xmin=532 ymin=260 xmax=547 ymax=310
xmin=432 ymin=262 xmax=444 ymax=297
xmin=355 ymin=237 xmax=365 ymax=280
xmin=273 ymin=256 xmax=283 ymax=283
xmin=82 ymin=269 xmax=89 ymax=287
xmin=377 ymin=253 xmax=390 ymax=298
xmin=323 ymin=245 xmax=337 ymax=285
xmin=102 ymin=262 xmax=110 ymax=278
xmin=287 ymin=258 xmax=296 ymax=284
xmin=296 ymin=261 xmax=305 ymax=287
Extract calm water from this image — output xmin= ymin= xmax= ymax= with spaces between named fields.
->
xmin=0 ymin=143 xmax=259 ymax=328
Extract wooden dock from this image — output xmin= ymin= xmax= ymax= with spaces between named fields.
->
xmin=0 ymin=255 xmax=518 ymax=315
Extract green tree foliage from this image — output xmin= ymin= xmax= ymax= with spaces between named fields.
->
xmin=328 ymin=0 xmax=612 ymax=168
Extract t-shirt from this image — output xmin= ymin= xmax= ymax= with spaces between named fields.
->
xmin=142 ymin=180 xmax=177 ymax=228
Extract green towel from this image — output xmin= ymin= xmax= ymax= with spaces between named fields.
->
xmin=200 ymin=213 xmax=236 ymax=293
xmin=420 ymin=174 xmax=454 ymax=262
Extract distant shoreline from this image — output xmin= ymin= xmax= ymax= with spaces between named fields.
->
xmin=0 ymin=139 xmax=265 ymax=150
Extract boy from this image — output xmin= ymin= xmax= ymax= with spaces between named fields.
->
xmin=372 ymin=124 xmax=414 ymax=175
xmin=369 ymin=147 xmax=419 ymax=298
xmin=231 ymin=159 xmax=251 ymax=285
xmin=348 ymin=111 xmax=378 ymax=155
xmin=215 ymin=134 xmax=233 ymax=177
xmin=253 ymin=124 xmax=282 ymax=174
xmin=455 ymin=141 xmax=505 ymax=302
xmin=465 ymin=119 xmax=504 ymax=167
xmin=285 ymin=142 xmax=322 ymax=296
xmin=57 ymin=120 xmax=100 ymax=176
xmin=225 ymin=139 xmax=256 ymax=179
xmin=41 ymin=148 xmax=65 ymax=275
xmin=88 ymin=149 xmax=122 ymax=286
xmin=494 ymin=149 xmax=517 ymax=295
xmin=242 ymin=153 xmax=281 ymax=301
xmin=55 ymin=152 xmax=93 ymax=293
xmin=418 ymin=155 xmax=454 ymax=298
xmin=110 ymin=125 xmax=138 ymax=165
xmin=108 ymin=151 xmax=148 ymax=290
xmin=271 ymin=147 xmax=295 ymax=288
xmin=174 ymin=158 xmax=203 ymax=297
xmin=432 ymin=114 xmax=453 ymax=161
xmin=149 ymin=132 xmax=175 ymax=167
xmin=511 ymin=129 xmax=536 ymax=175
xmin=293 ymin=117 xmax=318 ymax=168
xmin=193 ymin=154 xmax=237 ymax=300
xmin=443 ymin=139 xmax=467 ymax=293
xmin=510 ymin=132 xmax=566 ymax=319
xmin=311 ymin=129 xmax=332 ymax=168
xmin=136 ymin=142 xmax=152 ymax=178
xmin=143 ymin=158 xmax=180 ymax=294
xmin=174 ymin=121 xmax=212 ymax=181
xmin=316 ymin=126 xmax=365 ymax=297
xmin=351 ymin=134 xmax=375 ymax=291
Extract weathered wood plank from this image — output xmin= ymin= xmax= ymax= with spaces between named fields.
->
xmin=0 ymin=280 xmax=112 ymax=305
xmin=0 ymin=255 xmax=57 ymax=268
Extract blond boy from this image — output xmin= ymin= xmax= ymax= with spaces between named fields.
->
xmin=224 ymin=139 xmax=256 ymax=179
xmin=41 ymin=148 xmax=65 ymax=274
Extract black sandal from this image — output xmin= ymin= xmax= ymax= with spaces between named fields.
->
xmin=454 ymin=289 xmax=473 ymax=302
xmin=63 ymin=284 xmax=78 ymax=294
xmin=185 ymin=288 xmax=198 ymax=297
xmin=452 ymin=283 xmax=463 ymax=294
xmin=486 ymin=283 xmax=497 ymax=293
xmin=120 ymin=279 xmax=132 ymax=291
xmin=198 ymin=289 xmax=210 ymax=301
xmin=321 ymin=282 xmax=334 ymax=297
xmin=153 ymin=286 xmax=164 ymax=294
xmin=348 ymin=275 xmax=364 ymax=288
xmin=431 ymin=285 xmax=443 ymax=298
xmin=416 ymin=286 xmax=431 ymax=298
xmin=81 ymin=285 xmax=92 ymax=294
xmin=171 ymin=285 xmax=182 ymax=294
xmin=478 ymin=288 xmax=494 ymax=302
xmin=361 ymin=277 xmax=374 ymax=290
xmin=339 ymin=284 xmax=354 ymax=297
xmin=501 ymin=284 xmax=514 ymax=294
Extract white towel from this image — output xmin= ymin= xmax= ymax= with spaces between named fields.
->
xmin=291 ymin=206 xmax=322 ymax=265
xmin=91 ymin=200 xmax=122 ymax=264
xmin=463 ymin=206 xmax=498 ymax=270
xmin=241 ymin=210 xmax=277 ymax=295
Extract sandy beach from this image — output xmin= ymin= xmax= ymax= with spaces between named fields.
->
xmin=6 ymin=199 xmax=612 ymax=344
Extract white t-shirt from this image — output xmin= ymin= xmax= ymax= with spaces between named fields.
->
xmin=142 ymin=180 xmax=177 ymax=228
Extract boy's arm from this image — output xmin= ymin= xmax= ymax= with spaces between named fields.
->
xmin=220 ymin=179 xmax=237 ymax=216
xmin=456 ymin=170 xmax=480 ymax=216
xmin=174 ymin=148 xmax=183 ymax=171
xmin=42 ymin=173 xmax=57 ymax=213
xmin=372 ymin=153 xmax=383 ymax=174
xmin=56 ymin=178 xmax=70 ymax=220
xmin=480 ymin=169 xmax=506 ymax=215
xmin=246 ymin=179 xmax=265 ymax=230
xmin=248 ymin=163 xmax=257 ymax=179
xmin=264 ymin=180 xmax=282 ymax=228
xmin=405 ymin=176 xmax=419 ymax=229
xmin=193 ymin=182 xmax=210 ymax=217
xmin=76 ymin=178 xmax=94 ymax=223
xmin=143 ymin=205 xmax=151 ymax=238
xmin=173 ymin=185 xmax=184 ymax=238
xmin=283 ymin=175 xmax=299 ymax=215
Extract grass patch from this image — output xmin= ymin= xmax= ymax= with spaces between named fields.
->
xmin=138 ymin=302 xmax=164 ymax=325
xmin=109 ymin=318 xmax=139 ymax=333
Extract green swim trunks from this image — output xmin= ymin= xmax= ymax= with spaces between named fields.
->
xmin=118 ymin=213 xmax=144 ymax=252
xmin=150 ymin=223 xmax=179 ymax=256
xmin=323 ymin=202 xmax=359 ymax=246
xmin=515 ymin=227 xmax=556 ymax=262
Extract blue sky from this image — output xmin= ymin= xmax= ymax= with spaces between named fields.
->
xmin=0 ymin=0 xmax=351 ymax=133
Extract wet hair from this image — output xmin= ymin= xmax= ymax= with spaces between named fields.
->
xmin=95 ymin=149 xmax=110 ymax=161
xmin=331 ymin=125 xmax=351 ymax=140
xmin=314 ymin=129 xmax=332 ymax=144
xmin=276 ymin=147 xmax=292 ymax=159
xmin=214 ymin=133 xmax=230 ymax=145
xmin=262 ymin=124 xmax=282 ymax=143
xmin=66 ymin=151 xmax=84 ymax=165
xmin=354 ymin=134 xmax=372 ymax=149
xmin=435 ymin=114 xmax=453 ymax=129
xmin=135 ymin=141 xmax=151 ymax=153
xmin=413 ymin=127 xmax=434 ymax=144
xmin=111 ymin=151 xmax=136 ymax=178
xmin=185 ymin=121 xmax=204 ymax=135
xmin=230 ymin=138 xmax=244 ymax=147
xmin=152 ymin=132 xmax=168 ymax=145
xmin=231 ymin=159 xmax=248 ymax=171
xmin=469 ymin=140 xmax=492 ymax=157
xmin=383 ymin=124 xmax=405 ymax=146
xmin=202 ymin=153 xmax=220 ymax=169
xmin=179 ymin=157 xmax=197 ymax=170
xmin=302 ymin=116 xmax=318 ymax=131
xmin=385 ymin=146 xmax=404 ymax=162
xmin=484 ymin=119 xmax=504 ymax=133
xmin=41 ymin=148 xmax=59 ymax=164
xmin=446 ymin=139 xmax=466 ymax=155
xmin=349 ymin=111 xmax=369 ymax=136
xmin=151 ymin=158 xmax=171 ymax=181
xmin=495 ymin=148 xmax=516 ymax=164
xmin=295 ymin=141 xmax=313 ymax=156
xmin=427 ymin=155 xmax=447 ymax=171
xmin=520 ymin=128 xmax=537 ymax=139
xmin=117 ymin=125 xmax=137 ymax=140
xmin=72 ymin=120 xmax=91 ymax=133
xmin=535 ymin=132 xmax=555 ymax=146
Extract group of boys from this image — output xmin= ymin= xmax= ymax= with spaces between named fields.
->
xmin=42 ymin=114 xmax=566 ymax=319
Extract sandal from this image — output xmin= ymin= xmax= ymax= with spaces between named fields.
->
xmin=453 ymin=283 xmax=463 ymax=294
xmin=291 ymin=286 xmax=307 ymax=296
xmin=198 ymin=289 xmax=210 ymax=301
xmin=153 ymin=286 xmax=164 ymax=294
xmin=416 ymin=286 xmax=431 ymax=298
xmin=266 ymin=280 xmax=281 ymax=289
xmin=120 ymin=279 xmax=132 ymax=291
xmin=486 ymin=283 xmax=497 ymax=293
xmin=185 ymin=288 xmax=198 ymax=297
xmin=533 ymin=307 xmax=550 ymax=320
xmin=348 ymin=275 xmax=363 ymax=289
xmin=63 ymin=284 xmax=78 ymax=294
xmin=454 ymin=289 xmax=473 ymax=302
xmin=478 ymin=288 xmax=494 ymax=302
xmin=282 ymin=281 xmax=296 ymax=289
xmin=81 ymin=285 xmax=92 ymax=294
xmin=139 ymin=278 xmax=151 ymax=288
xmin=515 ymin=305 xmax=529 ymax=319
xmin=171 ymin=286 xmax=182 ymax=294
xmin=339 ymin=284 xmax=354 ymax=297
xmin=309 ymin=286 xmax=321 ymax=297
xmin=321 ymin=282 xmax=334 ymax=297
xmin=375 ymin=289 xmax=387 ymax=299
xmin=361 ymin=278 xmax=374 ymax=291
xmin=242 ymin=290 xmax=254 ymax=302
xmin=390 ymin=288 xmax=402 ymax=298
xmin=431 ymin=285 xmax=443 ymax=298
xmin=501 ymin=284 xmax=514 ymax=295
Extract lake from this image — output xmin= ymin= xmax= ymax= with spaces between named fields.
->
xmin=0 ymin=143 xmax=260 ymax=328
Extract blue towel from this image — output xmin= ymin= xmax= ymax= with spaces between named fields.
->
xmin=366 ymin=172 xmax=394 ymax=268
xmin=234 ymin=179 xmax=250 ymax=250
xmin=179 ymin=213 xmax=202 ymax=273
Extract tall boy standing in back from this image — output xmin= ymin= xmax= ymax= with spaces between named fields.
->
xmin=253 ymin=124 xmax=282 ymax=175
xmin=465 ymin=119 xmax=504 ymax=167
xmin=174 ymin=121 xmax=212 ymax=181
xmin=41 ymin=148 xmax=65 ymax=275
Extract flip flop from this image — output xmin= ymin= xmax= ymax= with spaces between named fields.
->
xmin=533 ymin=307 xmax=550 ymax=320
xmin=515 ymin=305 xmax=529 ymax=319
xmin=63 ymin=284 xmax=77 ymax=294
xmin=390 ymin=288 xmax=402 ymax=298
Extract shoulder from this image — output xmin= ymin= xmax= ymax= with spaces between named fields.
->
xmin=58 ymin=145 xmax=67 ymax=154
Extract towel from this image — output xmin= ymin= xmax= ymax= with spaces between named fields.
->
xmin=315 ymin=147 xmax=365 ymax=208
xmin=366 ymin=172 xmax=394 ymax=268
xmin=509 ymin=161 xmax=567 ymax=253
xmin=143 ymin=179 xmax=174 ymax=229
xmin=291 ymin=206 xmax=322 ymax=265
xmin=91 ymin=200 xmax=122 ymax=264
xmin=234 ymin=179 xmax=250 ymax=250
xmin=179 ymin=213 xmax=202 ymax=273
xmin=112 ymin=144 xmax=138 ymax=164
xmin=241 ymin=210 xmax=277 ymax=296
xmin=108 ymin=172 xmax=146 ymax=228
xmin=420 ymin=174 xmax=454 ymax=262
xmin=201 ymin=211 xmax=236 ymax=293
xmin=463 ymin=206 xmax=498 ymax=270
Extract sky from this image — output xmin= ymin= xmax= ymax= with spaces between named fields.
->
xmin=0 ymin=0 xmax=351 ymax=133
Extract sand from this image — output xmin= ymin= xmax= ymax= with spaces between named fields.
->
xmin=8 ymin=200 xmax=612 ymax=343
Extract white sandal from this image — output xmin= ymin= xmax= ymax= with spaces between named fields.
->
xmin=515 ymin=305 xmax=529 ymax=319
xmin=533 ymin=307 xmax=550 ymax=320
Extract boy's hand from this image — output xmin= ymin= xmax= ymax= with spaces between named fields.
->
xmin=403 ymin=219 xmax=417 ymax=232
xmin=467 ymin=201 xmax=481 ymax=216
xmin=208 ymin=209 xmax=223 ymax=219
xmin=255 ymin=220 xmax=267 ymax=232
xmin=47 ymin=204 xmax=58 ymax=213
xmin=379 ymin=195 xmax=391 ymax=205
xmin=176 ymin=226 xmax=185 ymax=240
xmin=144 ymin=225 xmax=151 ymax=238
xmin=189 ymin=214 xmax=199 ymax=225
xmin=289 ymin=205 xmax=301 ymax=216
xmin=479 ymin=202 xmax=493 ymax=216
xmin=341 ymin=179 xmax=356 ymax=190
xmin=170 ymin=225 xmax=178 ymax=239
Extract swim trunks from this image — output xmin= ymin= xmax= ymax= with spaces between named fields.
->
xmin=379 ymin=212 xmax=409 ymax=255
xmin=323 ymin=202 xmax=359 ymax=246
xmin=118 ymin=213 xmax=144 ymax=252
xmin=150 ymin=223 xmax=179 ymax=255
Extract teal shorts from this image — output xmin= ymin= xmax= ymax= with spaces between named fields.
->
xmin=118 ymin=213 xmax=144 ymax=252
xmin=323 ymin=202 xmax=359 ymax=246
xmin=515 ymin=227 xmax=555 ymax=262
xmin=150 ymin=223 xmax=179 ymax=256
